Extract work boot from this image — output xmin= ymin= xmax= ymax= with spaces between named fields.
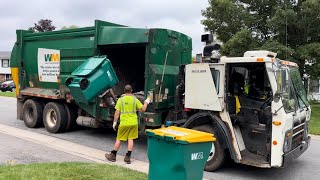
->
xmin=105 ymin=152 xmax=116 ymax=162
xmin=124 ymin=155 xmax=131 ymax=164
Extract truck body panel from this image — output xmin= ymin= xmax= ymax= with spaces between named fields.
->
xmin=11 ymin=20 xmax=192 ymax=125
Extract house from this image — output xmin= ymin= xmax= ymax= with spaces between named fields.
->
xmin=310 ymin=79 xmax=320 ymax=101
xmin=0 ymin=51 xmax=11 ymax=82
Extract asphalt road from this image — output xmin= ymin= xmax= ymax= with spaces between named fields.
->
xmin=0 ymin=96 xmax=319 ymax=180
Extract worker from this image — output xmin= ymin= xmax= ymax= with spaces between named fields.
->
xmin=229 ymin=71 xmax=245 ymax=114
xmin=105 ymin=85 xmax=151 ymax=164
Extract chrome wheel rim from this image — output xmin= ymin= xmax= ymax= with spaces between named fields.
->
xmin=207 ymin=142 xmax=215 ymax=162
xmin=46 ymin=109 xmax=57 ymax=128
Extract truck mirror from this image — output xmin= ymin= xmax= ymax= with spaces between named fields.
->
xmin=195 ymin=54 xmax=202 ymax=63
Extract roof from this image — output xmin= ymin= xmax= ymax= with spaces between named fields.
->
xmin=0 ymin=51 xmax=11 ymax=59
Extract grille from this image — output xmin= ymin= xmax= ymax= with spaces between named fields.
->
xmin=291 ymin=119 xmax=306 ymax=150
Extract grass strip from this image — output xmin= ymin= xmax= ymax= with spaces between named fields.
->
xmin=0 ymin=162 xmax=147 ymax=180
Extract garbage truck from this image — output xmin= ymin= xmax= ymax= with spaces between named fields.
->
xmin=11 ymin=20 xmax=311 ymax=171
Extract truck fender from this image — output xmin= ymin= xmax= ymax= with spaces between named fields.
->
xmin=182 ymin=111 xmax=239 ymax=162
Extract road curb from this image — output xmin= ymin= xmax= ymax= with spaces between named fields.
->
xmin=310 ymin=134 xmax=320 ymax=141
xmin=0 ymin=96 xmax=15 ymax=99
xmin=0 ymin=124 xmax=210 ymax=180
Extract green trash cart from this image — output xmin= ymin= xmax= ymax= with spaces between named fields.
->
xmin=146 ymin=126 xmax=216 ymax=180
xmin=68 ymin=56 xmax=118 ymax=104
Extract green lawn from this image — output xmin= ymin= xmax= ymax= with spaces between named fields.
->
xmin=310 ymin=103 xmax=320 ymax=135
xmin=0 ymin=91 xmax=16 ymax=97
xmin=0 ymin=162 xmax=147 ymax=180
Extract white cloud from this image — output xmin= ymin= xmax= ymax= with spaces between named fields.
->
xmin=0 ymin=0 xmax=209 ymax=55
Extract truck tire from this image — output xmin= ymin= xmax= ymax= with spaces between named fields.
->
xmin=192 ymin=125 xmax=226 ymax=172
xmin=63 ymin=104 xmax=78 ymax=131
xmin=22 ymin=99 xmax=44 ymax=128
xmin=43 ymin=102 xmax=67 ymax=133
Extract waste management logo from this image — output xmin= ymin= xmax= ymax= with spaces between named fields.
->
xmin=38 ymin=48 xmax=60 ymax=82
xmin=191 ymin=152 xmax=204 ymax=160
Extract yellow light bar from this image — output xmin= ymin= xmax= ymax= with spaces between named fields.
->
xmin=256 ymin=58 xmax=264 ymax=62
xmin=280 ymin=60 xmax=298 ymax=67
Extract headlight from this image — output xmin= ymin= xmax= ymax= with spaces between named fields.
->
xmin=283 ymin=129 xmax=293 ymax=153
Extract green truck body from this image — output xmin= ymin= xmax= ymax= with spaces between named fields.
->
xmin=10 ymin=20 xmax=192 ymax=130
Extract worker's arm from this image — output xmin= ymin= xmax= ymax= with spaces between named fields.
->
xmin=140 ymin=102 xmax=148 ymax=112
xmin=112 ymin=110 xmax=120 ymax=131
xmin=139 ymin=97 xmax=151 ymax=112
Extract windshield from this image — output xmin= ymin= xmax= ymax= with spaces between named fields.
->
xmin=277 ymin=68 xmax=296 ymax=112
xmin=289 ymin=67 xmax=310 ymax=108
xmin=276 ymin=66 xmax=309 ymax=113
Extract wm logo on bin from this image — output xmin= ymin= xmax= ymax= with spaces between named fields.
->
xmin=191 ymin=152 xmax=204 ymax=160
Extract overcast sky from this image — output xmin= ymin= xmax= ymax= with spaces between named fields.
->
xmin=0 ymin=0 xmax=209 ymax=55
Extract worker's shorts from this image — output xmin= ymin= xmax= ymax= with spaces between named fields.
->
xmin=117 ymin=125 xmax=138 ymax=141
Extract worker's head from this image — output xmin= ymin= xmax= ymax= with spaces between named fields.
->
xmin=124 ymin=85 xmax=133 ymax=94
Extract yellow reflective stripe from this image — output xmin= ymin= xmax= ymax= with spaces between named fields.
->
xmin=120 ymin=97 xmax=137 ymax=114
xmin=133 ymin=97 xmax=136 ymax=112
xmin=11 ymin=67 xmax=19 ymax=96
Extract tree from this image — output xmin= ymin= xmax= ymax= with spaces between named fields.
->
xmin=202 ymin=0 xmax=320 ymax=79
xmin=296 ymin=43 xmax=320 ymax=79
xmin=61 ymin=25 xmax=79 ymax=30
xmin=29 ymin=19 xmax=56 ymax=32
xmin=221 ymin=28 xmax=259 ymax=57
xmin=259 ymin=40 xmax=294 ymax=61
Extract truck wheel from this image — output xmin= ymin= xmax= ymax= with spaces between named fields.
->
xmin=63 ymin=104 xmax=78 ymax=131
xmin=22 ymin=99 xmax=44 ymax=128
xmin=43 ymin=102 xmax=67 ymax=133
xmin=192 ymin=125 xmax=226 ymax=172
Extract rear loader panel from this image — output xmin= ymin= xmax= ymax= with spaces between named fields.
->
xmin=11 ymin=20 xmax=192 ymax=124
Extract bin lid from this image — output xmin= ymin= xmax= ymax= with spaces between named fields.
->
xmin=71 ymin=57 xmax=106 ymax=77
xmin=146 ymin=126 xmax=215 ymax=144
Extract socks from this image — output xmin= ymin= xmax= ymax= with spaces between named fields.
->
xmin=126 ymin=151 xmax=132 ymax=157
xmin=111 ymin=150 xmax=131 ymax=157
xmin=111 ymin=150 xmax=117 ymax=156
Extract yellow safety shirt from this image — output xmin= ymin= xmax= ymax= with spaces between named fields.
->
xmin=115 ymin=95 xmax=143 ymax=126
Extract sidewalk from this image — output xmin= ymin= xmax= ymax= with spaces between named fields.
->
xmin=0 ymin=132 xmax=92 ymax=165
xmin=0 ymin=123 xmax=149 ymax=173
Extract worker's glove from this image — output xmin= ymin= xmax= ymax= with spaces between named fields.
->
xmin=112 ymin=121 xmax=117 ymax=131
xmin=144 ymin=96 xmax=151 ymax=104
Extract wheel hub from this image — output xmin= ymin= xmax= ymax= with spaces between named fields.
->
xmin=26 ymin=107 xmax=34 ymax=123
xmin=207 ymin=142 xmax=215 ymax=162
xmin=46 ymin=109 xmax=57 ymax=128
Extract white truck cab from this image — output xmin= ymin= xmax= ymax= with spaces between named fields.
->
xmin=180 ymin=48 xmax=311 ymax=171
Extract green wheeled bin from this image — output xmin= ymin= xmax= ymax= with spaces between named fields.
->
xmin=67 ymin=56 xmax=118 ymax=104
xmin=146 ymin=126 xmax=215 ymax=180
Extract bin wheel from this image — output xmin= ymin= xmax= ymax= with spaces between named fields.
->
xmin=43 ymin=102 xmax=68 ymax=133
xmin=22 ymin=99 xmax=44 ymax=128
xmin=192 ymin=125 xmax=225 ymax=172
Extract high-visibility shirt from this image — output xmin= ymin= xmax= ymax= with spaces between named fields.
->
xmin=235 ymin=95 xmax=241 ymax=114
xmin=115 ymin=95 xmax=143 ymax=126
xmin=244 ymin=84 xmax=250 ymax=95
